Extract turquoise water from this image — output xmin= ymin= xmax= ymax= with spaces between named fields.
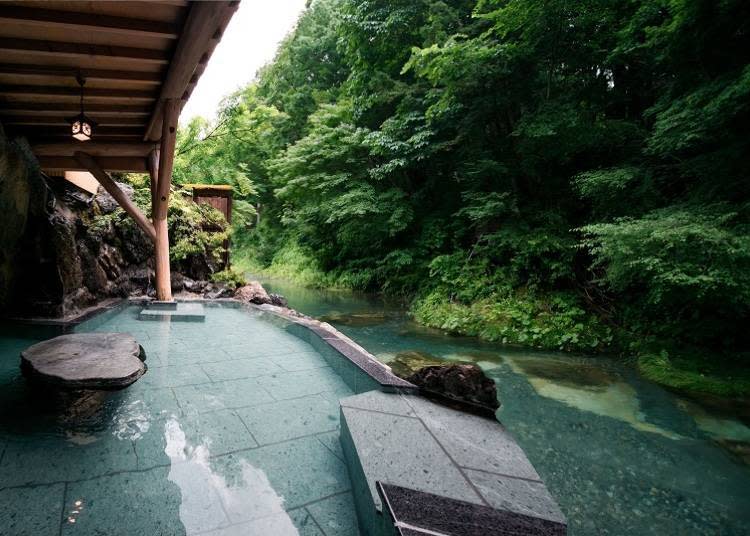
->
xmin=260 ymin=278 xmax=750 ymax=535
xmin=0 ymin=305 xmax=360 ymax=535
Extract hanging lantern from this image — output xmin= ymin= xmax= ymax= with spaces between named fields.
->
xmin=68 ymin=74 xmax=96 ymax=141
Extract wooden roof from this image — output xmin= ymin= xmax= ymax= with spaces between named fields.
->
xmin=0 ymin=0 xmax=239 ymax=172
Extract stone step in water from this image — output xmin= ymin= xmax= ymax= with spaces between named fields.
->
xmin=138 ymin=302 xmax=205 ymax=322
xmin=339 ymin=390 xmax=567 ymax=536
xmin=147 ymin=301 xmax=178 ymax=310
xmin=21 ymin=332 xmax=146 ymax=389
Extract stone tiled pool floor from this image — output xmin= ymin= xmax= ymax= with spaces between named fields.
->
xmin=0 ymin=306 xmax=361 ymax=535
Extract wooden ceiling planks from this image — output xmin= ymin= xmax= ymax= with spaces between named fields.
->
xmin=0 ymin=0 xmax=239 ymax=172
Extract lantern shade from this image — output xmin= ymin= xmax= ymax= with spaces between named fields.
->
xmin=68 ymin=113 xmax=94 ymax=141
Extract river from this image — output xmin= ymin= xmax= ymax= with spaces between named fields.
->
xmin=259 ymin=277 xmax=750 ymax=535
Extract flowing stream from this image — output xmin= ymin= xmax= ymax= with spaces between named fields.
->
xmin=259 ymin=277 xmax=750 ymax=535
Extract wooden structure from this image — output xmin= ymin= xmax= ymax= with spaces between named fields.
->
xmin=184 ymin=184 xmax=233 ymax=267
xmin=0 ymin=1 xmax=240 ymax=301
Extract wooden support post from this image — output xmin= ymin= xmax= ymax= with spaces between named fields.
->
xmin=148 ymin=149 xmax=160 ymax=217
xmin=73 ymin=151 xmax=156 ymax=242
xmin=153 ymin=99 xmax=179 ymax=302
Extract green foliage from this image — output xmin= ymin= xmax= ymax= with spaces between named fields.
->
xmin=114 ymin=175 xmax=230 ymax=270
xmin=237 ymin=240 xmax=344 ymax=289
xmin=413 ymin=290 xmax=612 ymax=352
xmin=171 ymin=0 xmax=750 ymax=397
xmin=167 ymin=193 xmax=229 ymax=264
xmin=638 ymin=351 xmax=750 ymax=399
xmin=580 ymin=204 xmax=750 ymax=348
xmin=210 ymin=268 xmax=247 ymax=289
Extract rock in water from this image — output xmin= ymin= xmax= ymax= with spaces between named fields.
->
xmin=234 ymin=281 xmax=287 ymax=306
xmin=388 ymin=350 xmax=457 ymax=379
xmin=269 ymin=293 xmax=288 ymax=307
xmin=21 ymin=333 xmax=146 ymax=389
xmin=407 ymin=364 xmax=500 ymax=416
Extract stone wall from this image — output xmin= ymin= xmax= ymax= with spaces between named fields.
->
xmin=0 ymin=126 xmax=154 ymax=317
xmin=0 ymin=124 xmax=47 ymax=312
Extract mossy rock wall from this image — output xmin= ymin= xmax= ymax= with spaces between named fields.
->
xmin=0 ymin=126 xmax=44 ymax=311
xmin=0 ymin=127 xmax=150 ymax=317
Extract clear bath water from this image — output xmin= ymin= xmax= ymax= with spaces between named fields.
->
xmin=260 ymin=278 xmax=750 ymax=536
xmin=0 ymin=305 xmax=361 ymax=535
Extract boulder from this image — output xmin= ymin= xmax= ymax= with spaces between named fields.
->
xmin=21 ymin=333 xmax=146 ymax=389
xmin=170 ymin=271 xmax=185 ymax=292
xmin=235 ymin=281 xmax=272 ymax=304
xmin=407 ymin=364 xmax=500 ymax=416
xmin=388 ymin=350 xmax=454 ymax=379
xmin=269 ymin=293 xmax=288 ymax=307
xmin=205 ymin=285 xmax=233 ymax=299
xmin=182 ymin=277 xmax=203 ymax=293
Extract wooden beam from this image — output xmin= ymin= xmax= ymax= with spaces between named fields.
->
xmin=9 ymin=126 xmax=145 ymax=137
xmin=26 ymin=136 xmax=145 ymax=144
xmin=0 ymin=85 xmax=156 ymax=100
xmin=0 ymin=5 xmax=180 ymax=38
xmin=0 ymin=63 xmax=162 ymax=84
xmin=0 ymin=102 xmax=151 ymax=115
xmin=145 ymin=1 xmax=238 ymax=140
xmin=74 ymin=152 xmax=156 ymax=241
xmin=32 ymin=142 xmax=156 ymax=157
xmin=148 ymin=149 xmax=160 ymax=221
xmin=38 ymin=156 xmax=148 ymax=172
xmin=154 ymin=99 xmax=179 ymax=301
xmin=0 ymin=37 xmax=169 ymax=64
xmin=2 ymin=115 xmax=145 ymax=126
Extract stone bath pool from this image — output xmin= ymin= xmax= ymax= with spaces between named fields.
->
xmin=0 ymin=302 xmax=562 ymax=535
xmin=258 ymin=277 xmax=750 ymax=536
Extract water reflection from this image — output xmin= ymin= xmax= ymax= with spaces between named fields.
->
xmin=164 ymin=417 xmax=300 ymax=535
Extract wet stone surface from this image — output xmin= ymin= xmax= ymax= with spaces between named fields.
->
xmin=340 ymin=389 xmax=566 ymax=535
xmin=1 ymin=305 xmax=363 ymax=535
xmin=21 ymin=332 xmax=145 ymax=389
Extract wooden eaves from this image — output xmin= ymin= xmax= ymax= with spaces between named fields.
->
xmin=0 ymin=1 xmax=240 ymax=301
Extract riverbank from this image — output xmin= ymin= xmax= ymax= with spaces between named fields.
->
xmin=236 ymin=246 xmax=749 ymax=401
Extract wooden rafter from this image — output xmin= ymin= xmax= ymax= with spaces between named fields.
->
xmin=0 ymin=37 xmax=169 ymax=63
xmin=0 ymin=85 xmax=156 ymax=100
xmin=0 ymin=5 xmax=180 ymax=38
xmin=32 ymin=142 xmax=156 ymax=157
xmin=0 ymin=102 xmax=152 ymax=115
xmin=2 ymin=115 xmax=145 ymax=126
xmin=11 ymin=126 xmax=144 ymax=137
xmin=0 ymin=64 xmax=162 ymax=84
xmin=39 ymin=155 xmax=149 ymax=172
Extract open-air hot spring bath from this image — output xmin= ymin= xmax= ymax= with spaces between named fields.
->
xmin=0 ymin=302 xmax=562 ymax=536
xmin=0 ymin=304 xmax=364 ymax=535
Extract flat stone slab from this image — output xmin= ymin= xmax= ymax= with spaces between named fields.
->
xmin=340 ymin=390 xmax=566 ymax=536
xmin=21 ymin=333 xmax=146 ymax=389
xmin=138 ymin=302 xmax=205 ymax=322
xmin=147 ymin=300 xmax=178 ymax=310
